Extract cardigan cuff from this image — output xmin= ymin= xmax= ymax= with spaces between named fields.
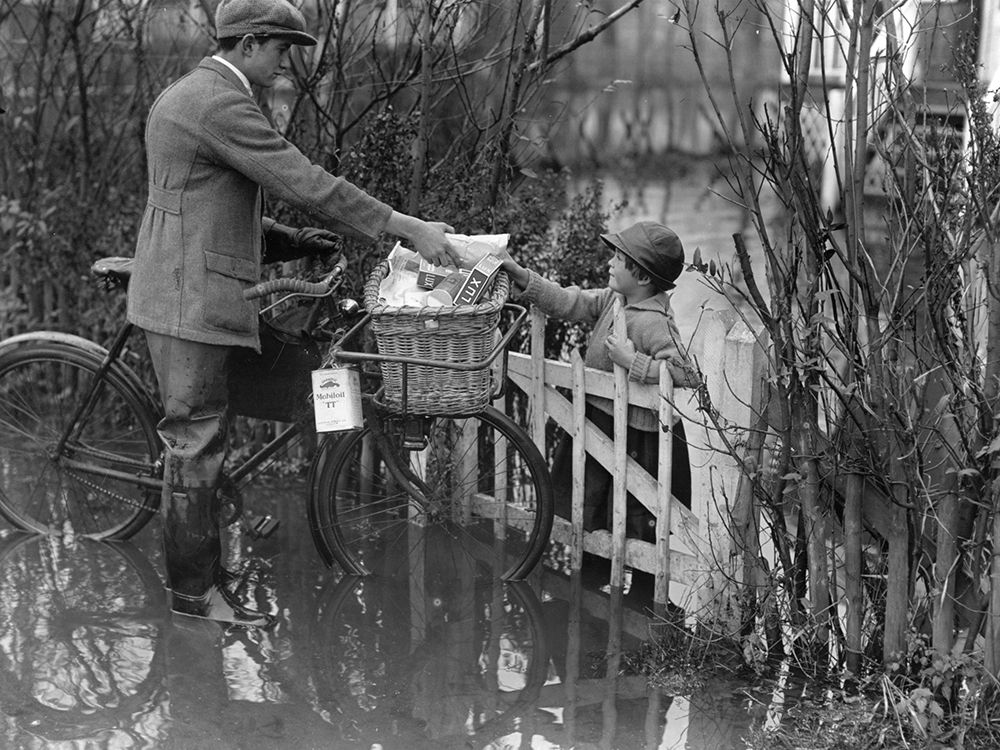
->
xmin=518 ymin=269 xmax=546 ymax=303
xmin=629 ymin=351 xmax=653 ymax=381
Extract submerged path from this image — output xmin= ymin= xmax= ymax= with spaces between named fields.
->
xmin=0 ymin=480 xmax=766 ymax=749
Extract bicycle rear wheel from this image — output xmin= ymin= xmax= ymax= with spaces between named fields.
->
xmin=310 ymin=405 xmax=553 ymax=581
xmin=0 ymin=341 xmax=161 ymax=538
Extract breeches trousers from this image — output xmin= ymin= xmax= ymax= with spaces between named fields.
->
xmin=144 ymin=331 xmax=231 ymax=490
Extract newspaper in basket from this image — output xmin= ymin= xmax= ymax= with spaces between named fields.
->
xmin=364 ymin=262 xmax=509 ymax=415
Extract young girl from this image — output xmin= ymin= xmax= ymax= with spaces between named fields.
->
xmin=502 ymin=221 xmax=699 ymax=540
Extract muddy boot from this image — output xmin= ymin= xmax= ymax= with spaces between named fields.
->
xmin=163 ymin=484 xmax=274 ymax=628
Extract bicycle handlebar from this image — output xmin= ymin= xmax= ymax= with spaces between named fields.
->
xmin=244 ymin=278 xmax=329 ymax=300
xmin=243 ymin=254 xmax=348 ymax=300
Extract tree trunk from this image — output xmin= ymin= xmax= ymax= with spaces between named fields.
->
xmin=408 ymin=4 xmax=433 ymax=214
xmin=844 ymin=471 xmax=863 ymax=674
xmin=933 ymin=483 xmax=958 ymax=657
xmin=987 ymin=481 xmax=1000 ymax=674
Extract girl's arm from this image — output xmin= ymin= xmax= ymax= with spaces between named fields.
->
xmin=501 ymin=258 xmax=530 ymax=293
xmin=606 ymin=324 xmax=701 ymax=388
xmin=501 ymin=259 xmax=608 ymax=324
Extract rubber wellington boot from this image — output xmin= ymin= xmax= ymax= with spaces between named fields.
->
xmin=162 ymin=485 xmax=274 ymax=628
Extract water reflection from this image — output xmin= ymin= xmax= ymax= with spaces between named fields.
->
xmin=0 ymin=529 xmax=344 ymax=748
xmin=0 ymin=531 xmax=168 ymax=746
xmin=311 ymin=566 xmax=547 ymax=747
xmin=0 ymin=510 xmax=770 ymax=749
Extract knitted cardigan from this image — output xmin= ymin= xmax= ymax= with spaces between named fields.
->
xmin=515 ymin=269 xmax=699 ymax=432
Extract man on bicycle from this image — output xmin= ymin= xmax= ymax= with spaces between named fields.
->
xmin=128 ymin=0 xmax=459 ymax=626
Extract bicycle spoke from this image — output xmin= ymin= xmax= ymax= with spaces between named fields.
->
xmin=312 ymin=405 xmax=553 ymax=580
xmin=0 ymin=345 xmax=161 ymax=539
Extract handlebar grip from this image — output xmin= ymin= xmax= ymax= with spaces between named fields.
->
xmin=243 ymin=277 xmax=331 ymax=300
xmin=332 ymin=253 xmax=349 ymax=277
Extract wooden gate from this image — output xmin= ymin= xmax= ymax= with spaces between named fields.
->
xmin=506 ymin=304 xmax=768 ymax=634
xmin=506 ymin=304 xmax=700 ymax=613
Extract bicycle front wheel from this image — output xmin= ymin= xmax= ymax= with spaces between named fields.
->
xmin=0 ymin=341 xmax=161 ymax=538
xmin=311 ymin=405 xmax=553 ymax=581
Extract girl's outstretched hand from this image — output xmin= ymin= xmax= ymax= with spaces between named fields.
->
xmin=501 ymin=258 xmax=530 ymax=293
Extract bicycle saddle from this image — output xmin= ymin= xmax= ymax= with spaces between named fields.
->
xmin=91 ymin=256 xmax=134 ymax=290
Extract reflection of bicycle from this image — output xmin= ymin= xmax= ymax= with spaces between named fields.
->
xmin=313 ymin=560 xmax=549 ymax=748
xmin=0 ymin=531 xmax=166 ymax=743
xmin=0 ymin=254 xmax=553 ymax=580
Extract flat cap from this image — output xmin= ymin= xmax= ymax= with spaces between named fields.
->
xmin=600 ymin=221 xmax=685 ymax=290
xmin=215 ymin=0 xmax=318 ymax=46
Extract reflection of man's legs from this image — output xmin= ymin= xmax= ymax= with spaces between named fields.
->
xmin=145 ymin=332 xmax=270 ymax=626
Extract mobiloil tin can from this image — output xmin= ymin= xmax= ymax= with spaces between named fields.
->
xmin=311 ymin=365 xmax=363 ymax=432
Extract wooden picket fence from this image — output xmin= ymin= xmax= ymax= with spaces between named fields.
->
xmin=508 ymin=303 xmax=768 ymax=636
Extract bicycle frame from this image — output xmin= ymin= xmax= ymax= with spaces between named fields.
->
xmin=0 ymin=257 xmax=553 ymax=576
xmin=56 ymin=321 xmax=139 ymax=458
xmin=50 ymin=290 xmax=526 ymax=497
xmin=51 ymin=318 xmax=313 ymax=496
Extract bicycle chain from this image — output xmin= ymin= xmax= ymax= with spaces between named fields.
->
xmin=64 ymin=469 xmax=243 ymax=523
xmin=65 ymin=468 xmax=157 ymax=512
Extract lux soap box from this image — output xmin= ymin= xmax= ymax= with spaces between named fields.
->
xmin=450 ymin=253 xmax=503 ymax=305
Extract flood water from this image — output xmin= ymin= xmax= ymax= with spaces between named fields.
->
xmin=0 ymin=479 xmax=771 ymax=750
xmin=0 ymin=164 xmax=784 ymax=749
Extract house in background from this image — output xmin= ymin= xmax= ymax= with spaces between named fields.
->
xmin=3 ymin=0 xmax=997 ymax=189
xmin=766 ymin=0 xmax=1000 ymax=219
xmin=536 ymin=0 xmax=1000 ymax=190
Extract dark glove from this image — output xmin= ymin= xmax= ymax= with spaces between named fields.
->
xmin=292 ymin=226 xmax=339 ymax=255
xmin=262 ymin=219 xmax=340 ymax=263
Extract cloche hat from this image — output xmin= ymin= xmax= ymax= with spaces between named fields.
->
xmin=600 ymin=221 xmax=685 ymax=290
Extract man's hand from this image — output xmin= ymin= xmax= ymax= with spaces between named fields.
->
xmin=262 ymin=219 xmax=340 ymax=263
xmin=293 ymin=227 xmax=339 ymax=255
xmin=385 ymin=212 xmax=459 ymax=267
xmin=406 ymin=219 xmax=459 ymax=266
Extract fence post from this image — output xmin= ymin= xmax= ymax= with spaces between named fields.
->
xmin=529 ymin=306 xmax=547 ymax=454
xmin=686 ymin=308 xmax=766 ymax=632
xmin=610 ymin=301 xmax=628 ymax=590
xmin=565 ymin=570 xmax=582 ymax=744
xmin=654 ymin=360 xmax=674 ymax=612
xmin=571 ymin=349 xmax=586 ymax=571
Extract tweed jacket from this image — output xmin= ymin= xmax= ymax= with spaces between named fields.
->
xmin=127 ymin=57 xmax=392 ymax=350
xmin=516 ymin=269 xmax=699 ymax=431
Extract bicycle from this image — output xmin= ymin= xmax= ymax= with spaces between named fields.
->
xmin=0 ymin=253 xmax=554 ymax=581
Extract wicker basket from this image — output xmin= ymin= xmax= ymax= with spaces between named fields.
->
xmin=363 ymin=262 xmax=509 ymax=415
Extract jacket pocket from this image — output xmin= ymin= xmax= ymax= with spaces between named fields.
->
xmin=204 ymin=250 xmax=257 ymax=282
xmin=202 ymin=250 xmax=258 ymax=334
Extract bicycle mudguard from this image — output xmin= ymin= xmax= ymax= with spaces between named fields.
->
xmin=0 ymin=330 xmax=111 ymax=359
xmin=0 ymin=331 xmax=162 ymax=423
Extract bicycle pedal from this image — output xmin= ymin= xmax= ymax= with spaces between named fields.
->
xmin=246 ymin=514 xmax=280 ymax=539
